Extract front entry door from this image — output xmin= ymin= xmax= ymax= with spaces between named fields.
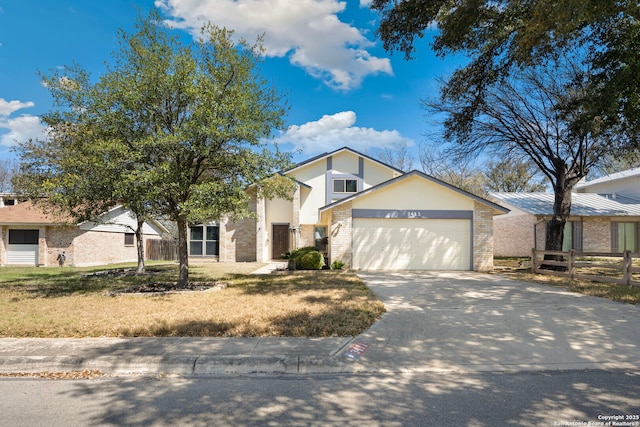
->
xmin=272 ymin=224 xmax=290 ymax=259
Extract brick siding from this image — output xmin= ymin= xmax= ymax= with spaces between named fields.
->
xmin=494 ymin=213 xmax=537 ymax=257
xmin=473 ymin=201 xmax=495 ymax=272
xmin=328 ymin=201 xmax=352 ymax=267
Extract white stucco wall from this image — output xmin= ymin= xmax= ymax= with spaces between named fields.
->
xmin=288 ymin=160 xmax=326 ymax=225
xmin=352 ymin=175 xmax=474 ymax=211
xmin=362 ymin=161 xmax=400 ymax=190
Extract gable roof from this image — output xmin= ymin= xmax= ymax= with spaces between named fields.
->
xmin=0 ymin=201 xmax=170 ymax=234
xmin=283 ymin=146 xmax=405 ymax=175
xmin=490 ymin=192 xmax=640 ymax=217
xmin=576 ymin=167 xmax=640 ymax=189
xmin=320 ymin=170 xmax=509 ymax=214
xmin=0 ymin=201 xmax=73 ymax=225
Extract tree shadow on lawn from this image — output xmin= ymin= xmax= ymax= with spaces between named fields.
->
xmin=118 ymin=305 xmax=382 ymax=337
xmin=1 ymin=265 xmax=178 ymax=298
xmin=230 ymin=273 xmax=373 ymax=296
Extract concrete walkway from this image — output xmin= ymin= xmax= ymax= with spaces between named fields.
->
xmin=1 ymin=272 xmax=639 ymax=375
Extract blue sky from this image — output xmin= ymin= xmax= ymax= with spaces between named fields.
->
xmin=0 ymin=0 xmax=464 ymax=165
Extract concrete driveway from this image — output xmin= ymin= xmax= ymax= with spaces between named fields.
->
xmin=353 ymin=271 xmax=640 ymax=373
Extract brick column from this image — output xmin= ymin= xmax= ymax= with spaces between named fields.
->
xmin=473 ymin=201 xmax=494 ymax=272
xmin=0 ymin=226 xmax=5 ymax=265
xmin=292 ymin=185 xmax=301 ymax=250
xmin=329 ymin=201 xmax=352 ymax=268
xmin=37 ymin=226 xmax=47 ymax=266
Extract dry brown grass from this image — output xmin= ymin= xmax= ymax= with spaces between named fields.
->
xmin=494 ymin=257 xmax=640 ymax=304
xmin=0 ymin=263 xmax=385 ymax=338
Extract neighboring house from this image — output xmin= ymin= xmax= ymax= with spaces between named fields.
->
xmin=575 ymin=167 xmax=640 ymax=199
xmin=0 ymin=197 xmax=167 ymax=267
xmin=489 ymin=192 xmax=640 ymax=257
xmin=190 ymin=147 xmax=508 ymax=271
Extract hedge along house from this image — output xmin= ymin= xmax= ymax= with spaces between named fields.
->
xmin=0 ymin=199 xmax=167 ymax=267
xmin=190 ymin=147 xmax=509 ymax=271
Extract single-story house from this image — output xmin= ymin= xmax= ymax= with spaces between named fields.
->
xmin=190 ymin=147 xmax=508 ymax=271
xmin=0 ymin=198 xmax=168 ymax=267
xmin=489 ymin=192 xmax=640 ymax=257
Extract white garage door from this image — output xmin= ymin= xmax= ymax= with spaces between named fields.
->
xmin=7 ymin=245 xmax=39 ymax=265
xmin=352 ymin=218 xmax=471 ymax=270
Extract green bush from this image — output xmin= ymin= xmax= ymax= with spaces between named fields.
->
xmin=331 ymin=260 xmax=345 ymax=270
xmin=297 ymin=250 xmax=325 ymax=270
xmin=288 ymin=247 xmax=324 ymax=270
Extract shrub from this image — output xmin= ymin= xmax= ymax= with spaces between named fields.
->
xmin=331 ymin=260 xmax=345 ymax=270
xmin=297 ymin=250 xmax=325 ymax=270
xmin=288 ymin=247 xmax=324 ymax=270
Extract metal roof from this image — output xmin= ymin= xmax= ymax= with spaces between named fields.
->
xmin=489 ymin=192 xmax=640 ymax=217
xmin=575 ymin=167 xmax=640 ymax=189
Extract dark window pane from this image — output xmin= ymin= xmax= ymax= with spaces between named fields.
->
xmin=333 ymin=180 xmax=345 ymax=193
xmin=124 ymin=233 xmax=134 ymax=246
xmin=206 ymin=226 xmax=219 ymax=241
xmin=9 ymin=229 xmax=39 ymax=245
xmin=206 ymin=241 xmax=219 ymax=256
xmin=190 ymin=242 xmax=203 ymax=256
xmin=345 ymin=179 xmax=357 ymax=192
xmin=190 ymin=226 xmax=203 ymax=241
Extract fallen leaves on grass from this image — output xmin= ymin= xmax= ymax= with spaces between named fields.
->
xmin=0 ymin=370 xmax=105 ymax=380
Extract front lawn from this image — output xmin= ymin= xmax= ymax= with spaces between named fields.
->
xmin=0 ymin=263 xmax=385 ymax=338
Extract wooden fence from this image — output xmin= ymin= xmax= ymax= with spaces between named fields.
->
xmin=146 ymin=239 xmax=178 ymax=261
xmin=532 ymin=249 xmax=640 ymax=287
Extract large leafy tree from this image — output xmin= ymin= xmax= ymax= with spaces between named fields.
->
xmin=14 ymin=12 xmax=292 ymax=285
xmin=372 ymin=0 xmax=638 ymax=254
xmin=371 ymin=0 xmax=639 ymax=137
xmin=423 ymin=63 xmax=624 ymax=253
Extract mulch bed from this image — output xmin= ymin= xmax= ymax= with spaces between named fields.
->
xmin=106 ymin=281 xmax=228 ymax=296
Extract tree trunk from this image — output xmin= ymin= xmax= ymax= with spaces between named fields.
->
xmin=135 ymin=216 xmax=146 ymax=274
xmin=176 ymin=216 xmax=189 ymax=287
xmin=543 ymin=174 xmax=573 ymax=270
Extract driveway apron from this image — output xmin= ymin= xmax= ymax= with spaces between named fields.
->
xmin=353 ymin=271 xmax=640 ymax=373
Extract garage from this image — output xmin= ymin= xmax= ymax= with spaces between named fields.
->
xmin=352 ymin=218 xmax=472 ymax=270
xmin=320 ymin=171 xmax=509 ymax=272
xmin=6 ymin=229 xmax=39 ymax=265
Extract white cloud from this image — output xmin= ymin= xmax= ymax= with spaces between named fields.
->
xmin=275 ymin=111 xmax=413 ymax=154
xmin=0 ymin=99 xmax=34 ymax=117
xmin=0 ymin=98 xmax=47 ymax=146
xmin=155 ymin=0 xmax=392 ymax=90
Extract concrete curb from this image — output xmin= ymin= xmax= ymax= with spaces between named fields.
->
xmin=0 ymin=354 xmax=362 ymax=376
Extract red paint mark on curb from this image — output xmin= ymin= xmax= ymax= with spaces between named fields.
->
xmin=344 ymin=342 xmax=369 ymax=360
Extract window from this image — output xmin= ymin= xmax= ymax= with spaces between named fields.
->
xmin=124 ymin=233 xmax=135 ymax=246
xmin=613 ymin=222 xmax=638 ymax=252
xmin=8 ymin=229 xmax=39 ymax=245
xmin=333 ymin=178 xmax=357 ymax=193
xmin=190 ymin=225 xmax=220 ymax=256
xmin=561 ymin=221 xmax=583 ymax=252
xmin=314 ymin=226 xmax=328 ymax=253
